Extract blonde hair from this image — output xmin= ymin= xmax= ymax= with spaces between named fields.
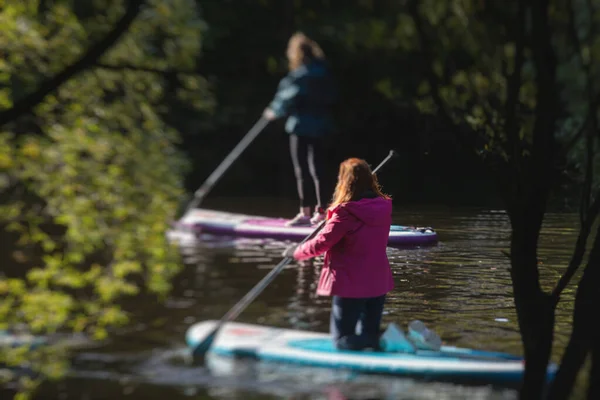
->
xmin=330 ymin=158 xmax=390 ymax=209
xmin=287 ymin=32 xmax=325 ymax=71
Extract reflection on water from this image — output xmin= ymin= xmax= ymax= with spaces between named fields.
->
xmin=25 ymin=201 xmax=583 ymax=400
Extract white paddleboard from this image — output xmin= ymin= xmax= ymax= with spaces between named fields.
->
xmin=186 ymin=321 xmax=556 ymax=383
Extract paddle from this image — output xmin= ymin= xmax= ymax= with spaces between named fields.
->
xmin=191 ymin=149 xmax=399 ymax=360
xmin=183 ymin=116 xmax=270 ymax=214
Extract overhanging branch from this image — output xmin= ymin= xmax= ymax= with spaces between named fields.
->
xmin=0 ymin=0 xmax=145 ymax=129
xmin=94 ymin=62 xmax=199 ymax=75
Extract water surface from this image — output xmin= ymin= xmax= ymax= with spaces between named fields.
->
xmin=24 ymin=198 xmax=585 ymax=399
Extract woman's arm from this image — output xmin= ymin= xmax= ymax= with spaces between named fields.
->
xmin=293 ymin=208 xmax=359 ymax=260
xmin=265 ymin=74 xmax=302 ymax=119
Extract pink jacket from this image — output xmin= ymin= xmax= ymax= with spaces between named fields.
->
xmin=293 ymin=196 xmax=394 ymax=298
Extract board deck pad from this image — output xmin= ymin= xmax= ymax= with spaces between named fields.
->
xmin=186 ymin=321 xmax=556 ymax=383
xmin=173 ymin=208 xmax=438 ymax=247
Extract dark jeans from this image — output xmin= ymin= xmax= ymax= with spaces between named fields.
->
xmin=330 ymin=295 xmax=386 ymax=351
xmin=289 ymin=134 xmax=325 ymax=210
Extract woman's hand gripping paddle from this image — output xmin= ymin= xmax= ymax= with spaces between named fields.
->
xmin=190 ymin=149 xmax=399 ymax=361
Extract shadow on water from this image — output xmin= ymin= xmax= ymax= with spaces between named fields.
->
xmin=17 ymin=198 xmax=582 ymax=399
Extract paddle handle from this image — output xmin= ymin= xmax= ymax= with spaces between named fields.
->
xmin=185 ymin=117 xmax=270 ymax=213
xmin=372 ymin=149 xmax=398 ymax=174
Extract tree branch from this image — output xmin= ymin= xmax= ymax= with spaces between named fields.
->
xmin=564 ymin=0 xmax=594 ymax=223
xmin=0 ymin=0 xmax=145 ymax=129
xmin=549 ymin=0 xmax=600 ymax=305
xmin=551 ymin=193 xmax=600 ymax=305
xmin=94 ymin=62 xmax=199 ymax=75
xmin=504 ymin=0 xmax=526 ymax=168
xmin=564 ymin=113 xmax=590 ymax=155
xmin=525 ymin=0 xmax=558 ymax=224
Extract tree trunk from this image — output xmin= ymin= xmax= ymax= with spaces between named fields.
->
xmin=548 ymin=331 xmax=589 ymax=400
xmin=510 ymin=0 xmax=558 ymax=395
xmin=583 ymin=239 xmax=600 ymax=399
xmin=589 ymin=334 xmax=600 ymax=400
xmin=511 ymin=272 xmax=555 ymax=399
xmin=548 ymin=223 xmax=600 ymax=399
xmin=509 ymin=210 xmax=555 ymax=400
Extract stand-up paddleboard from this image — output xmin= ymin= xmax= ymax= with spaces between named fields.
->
xmin=172 ymin=208 xmax=438 ymax=247
xmin=0 ymin=330 xmax=47 ymax=350
xmin=186 ymin=321 xmax=556 ymax=383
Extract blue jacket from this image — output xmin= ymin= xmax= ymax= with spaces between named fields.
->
xmin=268 ymin=60 xmax=336 ymax=137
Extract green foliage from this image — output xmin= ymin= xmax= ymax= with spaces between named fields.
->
xmin=553 ymin=0 xmax=600 ymax=193
xmin=0 ymin=0 xmax=212 ymax=397
xmin=396 ymin=2 xmax=536 ymax=161
xmin=299 ymin=0 xmax=600 ymax=184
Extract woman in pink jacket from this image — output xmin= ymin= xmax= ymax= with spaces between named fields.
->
xmin=287 ymin=157 xmax=395 ymax=351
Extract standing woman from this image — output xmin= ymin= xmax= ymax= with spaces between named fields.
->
xmin=263 ymin=32 xmax=337 ymax=227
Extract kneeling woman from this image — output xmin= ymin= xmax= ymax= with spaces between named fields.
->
xmin=286 ymin=157 xmax=394 ymax=350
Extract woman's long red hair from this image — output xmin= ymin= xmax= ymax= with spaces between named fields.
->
xmin=329 ymin=158 xmax=390 ymax=209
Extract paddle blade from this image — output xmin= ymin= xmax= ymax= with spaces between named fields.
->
xmin=191 ymin=328 xmax=218 ymax=360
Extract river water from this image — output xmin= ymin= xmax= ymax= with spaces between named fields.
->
xmin=23 ymin=199 xmax=587 ymax=399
